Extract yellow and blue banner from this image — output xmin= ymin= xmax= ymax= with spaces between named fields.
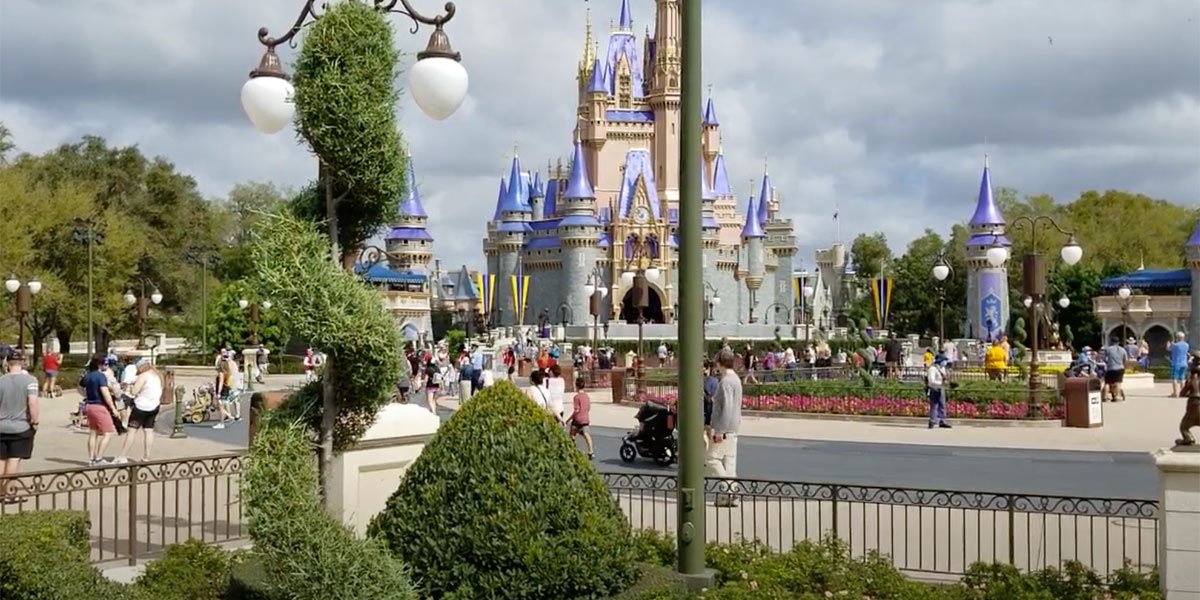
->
xmin=474 ymin=273 xmax=497 ymax=316
xmin=510 ymin=274 xmax=530 ymax=324
xmin=870 ymin=276 xmax=894 ymax=329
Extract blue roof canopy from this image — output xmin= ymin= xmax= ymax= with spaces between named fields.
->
xmin=1100 ymin=269 xmax=1190 ymax=292
xmin=355 ymin=263 xmax=428 ymax=284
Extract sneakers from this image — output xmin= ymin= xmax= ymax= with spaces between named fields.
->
xmin=87 ymin=458 xmax=109 ymax=467
xmin=213 ymin=422 xmax=226 ymax=430
xmin=111 ymin=457 xmax=129 ymax=465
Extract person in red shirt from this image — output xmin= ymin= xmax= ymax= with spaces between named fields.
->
xmin=568 ymin=377 xmax=594 ymax=460
xmin=41 ymin=351 xmax=61 ymax=398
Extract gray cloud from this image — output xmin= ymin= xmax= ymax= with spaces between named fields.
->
xmin=2 ymin=0 xmax=1197 ymax=271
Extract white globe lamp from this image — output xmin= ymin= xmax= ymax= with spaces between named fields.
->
xmin=124 ymin=291 xmax=137 ymax=306
xmin=410 ymin=30 xmax=468 ymax=121
xmin=150 ymin=290 xmax=163 ymax=305
xmin=803 ymin=285 xmax=815 ymax=299
xmin=583 ymin=282 xmax=596 ymax=296
xmin=599 ymin=286 xmax=608 ymax=298
xmin=4 ymin=276 xmax=19 ymax=294
xmin=241 ymin=48 xmax=294 ymax=135
xmin=711 ymin=295 xmax=721 ymax=306
xmin=645 ymin=267 xmax=660 ymax=282
xmin=1023 ymin=296 xmax=1033 ymax=308
xmin=1060 ymin=237 xmax=1083 ymax=266
xmin=27 ymin=279 xmax=42 ymax=295
xmin=1058 ymin=296 xmax=1070 ymax=309
xmin=262 ymin=300 xmax=273 ymax=310
xmin=1117 ymin=284 xmax=1132 ymax=301
xmin=986 ymin=244 xmax=1008 ymax=268
xmin=620 ymin=271 xmax=635 ymax=287
xmin=238 ymin=299 xmax=250 ymax=310
xmin=932 ymin=262 xmax=950 ymax=282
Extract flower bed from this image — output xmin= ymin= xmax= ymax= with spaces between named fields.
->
xmin=640 ymin=379 xmax=1064 ymax=421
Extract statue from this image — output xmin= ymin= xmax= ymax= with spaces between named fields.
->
xmin=1177 ymin=354 xmax=1200 ymax=447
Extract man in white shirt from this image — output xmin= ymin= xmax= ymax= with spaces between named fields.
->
xmin=708 ymin=349 xmax=742 ymax=507
xmin=926 ymin=354 xmax=951 ymax=429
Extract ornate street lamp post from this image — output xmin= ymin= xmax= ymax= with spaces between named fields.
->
xmin=931 ymin=253 xmax=954 ymax=342
xmin=1115 ymin=282 xmax=1134 ymax=345
xmin=238 ymin=298 xmax=274 ymax=346
xmin=620 ymin=239 xmax=661 ymax=393
xmin=123 ymin=283 xmax=163 ymax=350
xmin=4 ymin=276 xmax=42 ymax=351
xmin=801 ymin=284 xmax=815 ymax=344
xmin=71 ymin=218 xmax=104 ymax=357
xmin=184 ymin=249 xmax=220 ymax=353
xmin=702 ymin=281 xmax=721 ymax=323
xmin=987 ymin=218 xmax=1083 ymax=406
xmin=584 ymin=270 xmax=609 ymax=360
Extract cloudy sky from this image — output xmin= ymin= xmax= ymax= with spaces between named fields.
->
xmin=2 ymin=0 xmax=1198 ymax=271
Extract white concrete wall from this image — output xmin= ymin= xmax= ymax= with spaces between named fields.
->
xmin=329 ymin=403 xmax=440 ymax=536
xmin=1155 ymin=447 xmax=1200 ymax=599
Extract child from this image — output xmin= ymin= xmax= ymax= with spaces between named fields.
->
xmin=568 ymin=377 xmax=594 ymax=460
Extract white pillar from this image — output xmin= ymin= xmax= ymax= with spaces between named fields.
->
xmin=1154 ymin=447 xmax=1200 ymax=599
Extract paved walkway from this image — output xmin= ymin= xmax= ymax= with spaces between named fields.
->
xmin=443 ymin=382 xmax=1185 ymax=454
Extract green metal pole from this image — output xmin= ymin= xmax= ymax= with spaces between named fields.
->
xmin=87 ymin=230 xmax=94 ymax=357
xmin=676 ymin=0 xmax=707 ymax=579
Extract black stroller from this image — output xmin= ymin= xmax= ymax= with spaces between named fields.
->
xmin=619 ymin=401 xmax=678 ymax=466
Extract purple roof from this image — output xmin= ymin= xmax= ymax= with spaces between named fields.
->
xmin=617 ymin=0 xmax=633 ymax=30
xmin=1189 ymin=219 xmax=1200 ymax=247
xmin=605 ymin=31 xmax=643 ymax=98
xmin=588 ymin=59 xmax=609 ymax=94
xmin=492 ymin=177 xmax=507 ymax=220
xmin=757 ymin=175 xmax=771 ymax=224
xmin=969 ymin=162 xmax=1005 ymax=227
xmin=703 ymin=96 xmax=719 ymax=126
xmin=702 ymin=215 xmax=720 ymax=230
xmin=606 ymin=109 xmax=654 ymax=123
xmin=712 ymin=152 xmax=733 ymax=196
xmin=563 ymin=140 xmax=594 ymax=199
xmin=496 ymin=221 xmax=531 ymax=233
xmin=525 ymin=236 xmax=560 ymax=250
xmin=617 ymin=150 xmax=662 ymax=220
xmin=598 ymin=206 xmax=612 ymax=224
xmin=544 ymin=178 xmax=560 ymax=217
xmin=499 ymin=156 xmax=530 ymax=215
xmin=398 ymin=156 xmax=427 ymax=218
xmin=668 ymin=233 xmax=679 ymax=248
xmin=597 ymin=230 xmax=612 ymax=248
xmin=966 ymin=234 xmax=1010 ymax=247
xmin=385 ymin=227 xmax=433 ymax=242
xmin=531 ymin=171 xmax=544 ymax=198
xmin=559 ymin=215 xmax=601 ymax=227
xmin=741 ymin=195 xmax=765 ymax=238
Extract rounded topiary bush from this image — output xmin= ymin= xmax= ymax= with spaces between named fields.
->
xmin=369 ymin=380 xmax=637 ymax=599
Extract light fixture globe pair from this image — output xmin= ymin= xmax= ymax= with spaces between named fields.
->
xmin=985 ymin=236 xmax=1083 ymax=269
xmin=709 ymin=294 xmax=721 ymax=306
xmin=4 ymin=276 xmax=41 ymax=295
xmin=125 ymin=290 xmax=164 ymax=306
xmin=619 ymin=268 xmax=660 ymax=288
xmin=582 ymin=282 xmax=609 ymax=298
xmin=241 ymin=31 xmax=468 ymax=133
xmin=238 ymin=299 xmax=273 ymax=311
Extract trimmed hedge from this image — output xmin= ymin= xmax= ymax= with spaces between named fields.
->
xmin=369 ymin=380 xmax=638 ymax=599
xmin=135 ymin=539 xmax=237 ymax=600
xmin=241 ymin=416 xmax=417 ymax=600
xmin=0 ymin=510 xmax=127 ymax=600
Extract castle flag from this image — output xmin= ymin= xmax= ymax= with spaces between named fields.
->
xmin=869 ymin=276 xmax=894 ymax=329
xmin=510 ymin=274 xmax=530 ymax=324
xmin=475 ymin=274 xmax=497 ymax=317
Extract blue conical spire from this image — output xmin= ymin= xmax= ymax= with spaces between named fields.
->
xmin=492 ymin=177 xmax=508 ymax=220
xmin=398 ymin=154 xmax=427 ymax=218
xmin=563 ymin=139 xmax=595 ymax=200
xmin=713 ymin=149 xmax=733 ymax=196
xmin=531 ymin=171 xmax=544 ymax=198
xmin=703 ymin=95 xmax=719 ymax=126
xmin=499 ymin=154 xmax=530 ymax=214
xmin=1188 ymin=218 xmax=1200 ymax=248
xmin=757 ymin=173 xmax=771 ymax=225
xmin=701 ymin=161 xmax=716 ymax=201
xmin=618 ymin=0 xmax=633 ymax=30
xmin=741 ymin=195 xmax=765 ymax=238
xmin=969 ymin=155 xmax=1005 ymax=227
xmin=588 ymin=59 xmax=608 ymax=94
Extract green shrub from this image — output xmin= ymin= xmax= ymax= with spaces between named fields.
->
xmin=369 ymin=380 xmax=638 ymax=599
xmin=631 ymin=529 xmax=677 ymax=568
xmin=0 ymin=511 xmax=128 ymax=600
xmin=242 ymin=416 xmax=417 ymax=600
xmin=134 ymin=539 xmax=236 ymax=600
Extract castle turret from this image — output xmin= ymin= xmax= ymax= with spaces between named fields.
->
xmin=964 ymin=156 xmax=1010 ymax=341
xmin=741 ymin=192 xmax=766 ymax=322
xmin=759 ymin=170 xmax=797 ymax=322
xmin=485 ymin=154 xmax=532 ymax=326
xmin=702 ymin=90 xmax=719 ymax=162
xmin=648 ymin=0 xmax=681 ymax=199
xmin=385 ymin=154 xmax=433 ymax=271
xmin=1188 ymin=219 xmax=1200 ymax=345
xmin=530 ymin=171 xmax=545 ymax=221
xmin=557 ymin=137 xmax=604 ymax=325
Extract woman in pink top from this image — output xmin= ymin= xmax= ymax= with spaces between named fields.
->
xmin=569 ymin=377 xmax=594 ymax=460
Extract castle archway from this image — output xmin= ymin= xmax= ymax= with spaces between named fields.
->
xmin=1144 ymin=325 xmax=1171 ymax=365
xmin=621 ymin=287 xmax=666 ymax=324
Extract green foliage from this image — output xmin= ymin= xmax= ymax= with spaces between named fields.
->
xmin=443 ymin=328 xmax=467 ymax=353
xmin=630 ymin=530 xmax=678 ymax=568
xmin=734 ymin=378 xmax=1054 ymax=406
xmin=369 ymin=381 xmax=638 ymax=599
xmin=1048 ymin=265 xmax=1103 ymax=349
xmin=242 ymin=416 xmax=417 ymax=600
xmin=134 ymin=539 xmax=238 ymax=600
xmin=0 ymin=511 xmax=127 ymax=600
xmin=187 ymin=278 xmax=286 ymax=353
xmin=850 ymin=231 xmax=893 ymax=279
xmin=251 ymin=213 xmax=402 ymax=449
xmin=292 ymin=1 xmax=407 ymax=257
xmin=215 ymin=182 xmax=290 ymax=281
xmin=888 ymin=229 xmax=967 ymax=338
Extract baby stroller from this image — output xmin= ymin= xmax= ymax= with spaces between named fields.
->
xmin=619 ymin=401 xmax=678 ymax=466
xmin=183 ymin=384 xmax=219 ymax=424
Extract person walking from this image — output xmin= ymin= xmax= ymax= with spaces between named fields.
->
xmin=80 ymin=355 xmax=118 ymax=466
xmin=708 ymin=349 xmax=742 ymax=507
xmin=546 ymin=364 xmax=567 ymax=422
xmin=926 ymin=354 xmax=952 ymax=429
xmin=1177 ymin=352 xmax=1200 ymax=446
xmin=112 ymin=359 xmax=162 ymax=464
xmin=423 ymin=357 xmax=441 ymax=414
xmin=40 ymin=349 xmax=60 ymax=398
xmin=1170 ymin=332 xmax=1190 ymax=398
xmin=1102 ymin=339 xmax=1127 ymax=402
xmin=0 ymin=350 xmax=39 ymax=503
xmin=568 ymin=376 xmax=594 ymax=460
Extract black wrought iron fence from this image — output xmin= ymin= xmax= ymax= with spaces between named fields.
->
xmin=0 ymin=454 xmax=247 ymax=566
xmin=602 ymin=473 xmax=1158 ymax=578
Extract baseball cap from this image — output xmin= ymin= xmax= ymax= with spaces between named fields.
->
xmin=6 ymin=349 xmax=24 ymax=362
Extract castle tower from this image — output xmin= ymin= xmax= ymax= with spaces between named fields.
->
xmin=964 ymin=156 xmax=1010 ymax=341
xmin=557 ymin=136 xmax=605 ymax=325
xmin=814 ymin=243 xmax=847 ymax=323
xmin=741 ymin=192 xmax=766 ymax=323
xmin=484 ymin=154 xmax=532 ymax=326
xmin=702 ymin=91 xmax=720 ymax=164
xmin=710 ymin=148 xmax=741 ymax=246
xmin=383 ymin=154 xmax=435 ymax=336
xmin=530 ymin=171 xmax=545 ymax=221
xmin=759 ymin=172 xmax=798 ymax=322
xmin=1188 ymin=219 xmax=1200 ymax=346
xmin=648 ymin=0 xmax=681 ymax=202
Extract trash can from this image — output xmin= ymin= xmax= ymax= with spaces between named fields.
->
xmin=611 ymin=370 xmax=626 ymax=404
xmin=1063 ymin=377 xmax=1103 ymax=428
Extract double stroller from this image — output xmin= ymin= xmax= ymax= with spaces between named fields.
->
xmin=619 ymin=401 xmax=678 ymax=466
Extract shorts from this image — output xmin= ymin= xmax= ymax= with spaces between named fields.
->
xmin=571 ymin=423 xmax=590 ymax=436
xmin=1173 ymin=365 xmax=1188 ymax=381
xmin=44 ymin=370 xmax=57 ymax=378
xmin=128 ymin=406 xmax=159 ymax=430
xmin=84 ymin=404 xmax=116 ymax=434
xmin=0 ymin=429 xmax=35 ymax=460
xmin=1104 ymin=369 xmax=1125 ymax=385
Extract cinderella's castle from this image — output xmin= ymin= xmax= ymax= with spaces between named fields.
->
xmin=481 ymin=0 xmax=797 ymax=328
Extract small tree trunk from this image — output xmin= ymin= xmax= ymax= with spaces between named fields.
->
xmin=323 ymin=166 xmax=341 ymax=267
xmin=55 ymin=329 xmax=71 ymax=355
xmin=318 ymin=357 xmax=337 ymax=509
